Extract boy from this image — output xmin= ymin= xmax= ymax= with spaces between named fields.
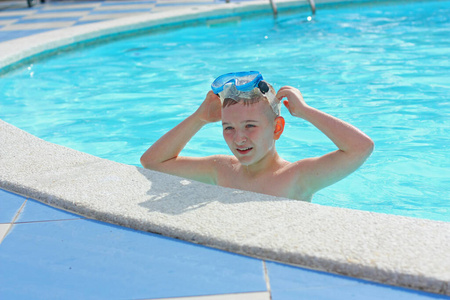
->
xmin=141 ymin=72 xmax=373 ymax=201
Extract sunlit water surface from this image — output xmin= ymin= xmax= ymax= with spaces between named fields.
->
xmin=1 ymin=0 xmax=449 ymax=221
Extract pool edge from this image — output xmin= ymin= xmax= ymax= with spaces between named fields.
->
xmin=1 ymin=0 xmax=449 ymax=296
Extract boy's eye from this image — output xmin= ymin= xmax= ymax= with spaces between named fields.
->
xmin=246 ymin=124 xmax=256 ymax=128
xmin=224 ymin=126 xmax=233 ymax=131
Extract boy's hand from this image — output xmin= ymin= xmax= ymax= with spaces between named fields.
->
xmin=196 ymin=90 xmax=222 ymax=123
xmin=276 ymin=86 xmax=311 ymax=119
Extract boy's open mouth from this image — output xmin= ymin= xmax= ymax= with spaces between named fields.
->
xmin=236 ymin=147 xmax=253 ymax=154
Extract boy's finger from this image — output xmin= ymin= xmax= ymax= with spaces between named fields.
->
xmin=276 ymin=90 xmax=287 ymax=100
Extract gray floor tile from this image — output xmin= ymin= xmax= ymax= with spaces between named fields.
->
xmin=0 ymin=223 xmax=12 ymax=244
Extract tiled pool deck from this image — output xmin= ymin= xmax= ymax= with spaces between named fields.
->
xmin=1 ymin=188 xmax=448 ymax=299
xmin=0 ymin=0 xmax=221 ymax=42
xmin=1 ymin=1 xmax=449 ymax=299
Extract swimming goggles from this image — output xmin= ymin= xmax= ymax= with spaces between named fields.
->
xmin=211 ymin=71 xmax=270 ymax=95
xmin=211 ymin=71 xmax=280 ymax=115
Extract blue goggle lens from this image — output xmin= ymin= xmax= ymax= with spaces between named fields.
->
xmin=211 ymin=71 xmax=263 ymax=94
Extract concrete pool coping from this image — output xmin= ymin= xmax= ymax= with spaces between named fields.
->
xmin=0 ymin=0 xmax=449 ymax=296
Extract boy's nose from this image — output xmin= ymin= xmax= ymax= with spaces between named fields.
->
xmin=234 ymin=131 xmax=247 ymax=145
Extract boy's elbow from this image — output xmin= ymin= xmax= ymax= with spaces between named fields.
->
xmin=140 ymin=153 xmax=174 ymax=171
xmin=346 ymin=136 xmax=374 ymax=162
xmin=140 ymin=155 xmax=149 ymax=169
xmin=360 ymin=136 xmax=374 ymax=159
xmin=140 ymin=154 xmax=156 ymax=170
xmin=366 ymin=136 xmax=375 ymax=152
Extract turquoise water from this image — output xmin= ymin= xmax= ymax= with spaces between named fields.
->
xmin=0 ymin=0 xmax=449 ymax=221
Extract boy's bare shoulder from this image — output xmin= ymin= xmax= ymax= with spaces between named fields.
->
xmin=208 ymin=154 xmax=239 ymax=169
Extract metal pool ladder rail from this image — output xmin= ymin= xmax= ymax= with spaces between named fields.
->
xmin=307 ymin=0 xmax=316 ymax=14
xmin=267 ymin=0 xmax=316 ymax=16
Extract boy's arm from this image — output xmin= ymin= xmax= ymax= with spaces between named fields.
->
xmin=140 ymin=91 xmax=222 ymax=185
xmin=277 ymin=86 xmax=374 ymax=196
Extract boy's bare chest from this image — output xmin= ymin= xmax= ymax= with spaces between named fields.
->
xmin=217 ymin=167 xmax=297 ymax=199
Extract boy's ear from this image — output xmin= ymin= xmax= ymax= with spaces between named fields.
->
xmin=274 ymin=116 xmax=285 ymax=140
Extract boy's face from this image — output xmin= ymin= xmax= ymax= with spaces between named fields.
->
xmin=221 ymin=101 xmax=277 ymax=166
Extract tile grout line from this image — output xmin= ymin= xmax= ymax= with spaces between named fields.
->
xmin=262 ymin=260 xmax=272 ymax=300
xmin=11 ymin=199 xmax=27 ymax=223
xmin=14 ymin=218 xmax=85 ymax=224
xmin=1 ymin=188 xmax=87 ymax=222
xmin=0 ymin=198 xmax=27 ymax=244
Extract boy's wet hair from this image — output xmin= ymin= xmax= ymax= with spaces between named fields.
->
xmin=221 ymin=83 xmax=280 ymax=117
xmin=222 ymin=96 xmax=264 ymax=108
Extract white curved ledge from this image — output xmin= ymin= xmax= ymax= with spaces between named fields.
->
xmin=0 ymin=0 xmax=449 ymax=296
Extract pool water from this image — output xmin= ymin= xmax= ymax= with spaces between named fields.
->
xmin=0 ymin=0 xmax=449 ymax=221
